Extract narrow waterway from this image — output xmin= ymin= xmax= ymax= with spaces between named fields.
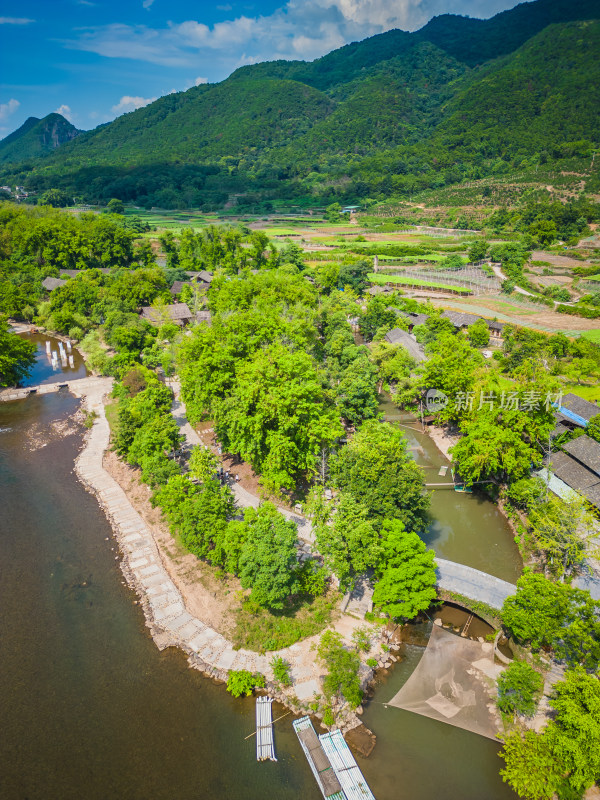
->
xmin=361 ymin=621 xmax=517 ymax=800
xmin=378 ymin=394 xmax=522 ymax=583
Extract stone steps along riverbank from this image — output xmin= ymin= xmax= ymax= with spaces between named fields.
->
xmin=71 ymin=377 xmax=273 ymax=682
xmin=69 ymin=377 xmax=373 ymax=724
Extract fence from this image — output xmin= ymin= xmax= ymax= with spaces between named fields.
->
xmin=375 ymin=264 xmax=501 ymax=296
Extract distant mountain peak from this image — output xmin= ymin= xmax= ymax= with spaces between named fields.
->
xmin=0 ymin=112 xmax=81 ymax=164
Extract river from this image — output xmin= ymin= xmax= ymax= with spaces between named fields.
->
xmin=0 ymin=337 xmax=517 ymax=799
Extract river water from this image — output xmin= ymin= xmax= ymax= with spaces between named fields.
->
xmin=0 ymin=341 xmax=518 ymax=799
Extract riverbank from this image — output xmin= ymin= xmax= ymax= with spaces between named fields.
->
xmin=425 ymin=423 xmax=460 ymax=461
xmin=71 ymin=376 xmax=379 ymax=738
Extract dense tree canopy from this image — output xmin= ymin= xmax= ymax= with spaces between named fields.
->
xmin=0 ymin=318 xmax=36 ymax=386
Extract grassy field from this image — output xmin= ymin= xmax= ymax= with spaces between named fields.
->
xmin=581 ymin=329 xmax=600 ymax=343
xmin=561 ymin=383 xmax=600 ymax=404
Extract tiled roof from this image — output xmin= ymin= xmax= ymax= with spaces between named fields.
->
xmin=170 ymin=280 xmax=190 ymax=295
xmin=564 ymin=435 xmax=600 ymax=475
xmin=140 ymin=302 xmax=192 ymax=325
xmin=550 ymin=450 xmax=600 ymax=509
xmin=383 ymin=328 xmax=426 ymax=362
xmin=42 ymin=277 xmax=67 ymax=291
xmin=441 ymin=310 xmax=481 ymax=328
xmin=560 ymin=393 xmax=600 ymax=423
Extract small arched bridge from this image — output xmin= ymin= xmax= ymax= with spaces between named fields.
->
xmin=435 ymin=558 xmax=516 ymax=611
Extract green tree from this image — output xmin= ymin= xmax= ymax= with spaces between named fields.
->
xmin=338 ymin=260 xmax=371 ymax=294
xmin=528 ymin=493 xmax=599 ymax=579
xmin=239 ymin=503 xmax=300 ymax=609
xmin=419 ymin=333 xmax=483 ymax=419
xmin=587 ymin=413 xmax=600 ymax=443
xmin=317 ymin=630 xmax=362 ymax=709
xmin=359 ymin=296 xmax=396 ymax=341
xmin=372 ymin=519 xmax=437 ymax=619
xmin=0 ymin=318 xmax=36 ymax=386
xmin=497 ymin=661 xmax=543 ymax=718
xmin=335 ymin=356 xmax=379 ymax=425
xmin=330 ymin=419 xmax=428 ymax=530
xmin=501 ymin=572 xmax=600 ymax=669
xmin=38 ymin=188 xmax=72 ymax=208
xmin=467 ymin=319 xmax=490 ymax=348
xmin=106 ymin=198 xmax=125 ymax=214
xmin=214 ymin=343 xmax=342 ymax=492
xmin=500 ymin=730 xmax=561 ymax=800
xmin=326 ymin=202 xmax=342 ymax=223
xmin=501 ymin=669 xmax=600 ymax=799
xmin=546 ymin=668 xmax=600 ymax=797
xmin=315 ymin=494 xmax=380 ymax=589
xmin=468 ymin=239 xmax=489 ymax=262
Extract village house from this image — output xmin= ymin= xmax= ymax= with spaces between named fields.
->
xmin=552 ymin=393 xmax=600 ymax=437
xmin=548 ymin=434 xmax=600 ymax=511
xmin=41 ymin=276 xmax=67 ymax=291
xmin=383 ymin=328 xmax=427 ymax=362
xmin=140 ymin=302 xmax=193 ymax=327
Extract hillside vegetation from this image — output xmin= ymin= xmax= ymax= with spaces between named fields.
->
xmin=0 ymin=113 xmax=80 ymax=165
xmin=1 ymin=0 xmax=599 ymax=209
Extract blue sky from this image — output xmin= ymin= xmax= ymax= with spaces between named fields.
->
xmin=0 ymin=0 xmax=523 ymax=137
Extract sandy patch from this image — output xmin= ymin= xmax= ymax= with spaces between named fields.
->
xmin=427 ymin=425 xmax=460 ymax=460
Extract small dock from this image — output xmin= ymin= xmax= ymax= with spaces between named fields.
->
xmin=256 ymin=697 xmax=277 ymax=762
xmin=293 ymin=717 xmax=376 ymax=800
xmin=320 ymin=730 xmax=376 ymax=800
xmin=293 ymin=717 xmax=344 ymax=799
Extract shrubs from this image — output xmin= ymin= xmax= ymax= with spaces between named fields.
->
xmin=270 ymin=656 xmax=292 ymax=687
xmin=226 ymin=670 xmax=266 ymax=698
xmin=497 ymin=661 xmax=543 ymax=717
xmin=317 ymin=630 xmax=362 ymax=710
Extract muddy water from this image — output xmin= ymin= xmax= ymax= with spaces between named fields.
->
xmin=0 ymin=395 xmax=318 ymax=800
xmin=378 ymin=394 xmax=522 ymax=583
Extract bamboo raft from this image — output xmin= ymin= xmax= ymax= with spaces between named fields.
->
xmin=320 ymin=730 xmax=376 ymax=800
xmin=292 ymin=717 xmax=376 ymax=799
xmin=255 ymin=697 xmax=277 ymax=762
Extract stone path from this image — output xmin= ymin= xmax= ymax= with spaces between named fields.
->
xmin=169 ymin=378 xmax=314 ymax=544
xmin=532 ymin=660 xmax=566 ymax=733
xmin=71 ymin=376 xmax=369 ymax=706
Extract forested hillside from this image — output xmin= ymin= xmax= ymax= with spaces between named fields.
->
xmin=0 ymin=113 xmax=80 ymax=165
xmin=1 ymin=0 xmax=599 ymax=209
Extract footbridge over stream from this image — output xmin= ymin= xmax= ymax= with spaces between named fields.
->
xmin=435 ymin=558 xmax=516 ymax=611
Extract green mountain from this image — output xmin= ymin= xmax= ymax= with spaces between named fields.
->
xmin=2 ymin=0 xmax=599 ymax=209
xmin=0 ymin=113 xmax=81 ymax=165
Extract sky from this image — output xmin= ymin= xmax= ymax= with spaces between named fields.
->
xmin=0 ymin=0 xmax=525 ymax=138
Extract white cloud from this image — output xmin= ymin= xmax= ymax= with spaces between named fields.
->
xmin=142 ymin=0 xmax=155 ymax=8
xmin=64 ymin=0 xmax=519 ymax=71
xmin=55 ymin=104 xmax=74 ymax=122
xmin=0 ymin=98 xmax=20 ymax=121
xmin=0 ymin=17 xmax=35 ymax=24
xmin=111 ymin=95 xmax=157 ymax=114
xmin=194 ymin=76 xmax=208 ymax=85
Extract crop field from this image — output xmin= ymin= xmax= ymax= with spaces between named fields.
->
xmin=368 ymin=273 xmax=473 ymax=294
